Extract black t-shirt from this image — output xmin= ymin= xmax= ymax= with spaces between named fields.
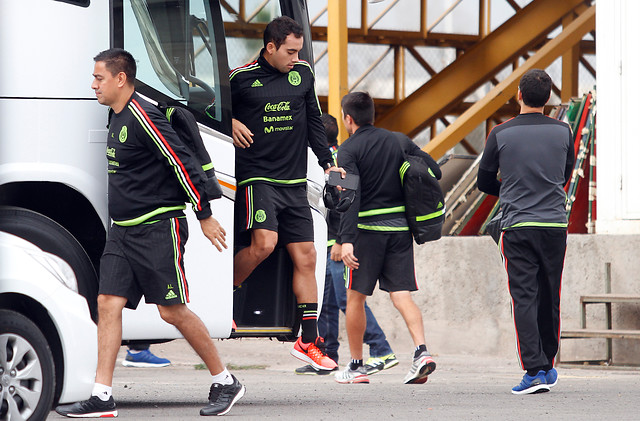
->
xmin=230 ymin=52 xmax=332 ymax=187
xmin=107 ymin=93 xmax=211 ymax=224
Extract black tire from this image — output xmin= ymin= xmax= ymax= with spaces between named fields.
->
xmin=0 ymin=310 xmax=56 ymax=421
xmin=0 ymin=206 xmax=98 ymax=321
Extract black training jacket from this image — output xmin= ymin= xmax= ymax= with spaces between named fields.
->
xmin=230 ymin=51 xmax=333 ymax=187
xmin=478 ymin=112 xmax=574 ymax=230
xmin=337 ymin=125 xmax=409 ymax=243
xmin=106 ymin=92 xmax=212 ymax=225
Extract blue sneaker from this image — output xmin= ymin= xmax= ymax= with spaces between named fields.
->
xmin=511 ymin=371 xmax=550 ymax=395
xmin=546 ymin=367 xmax=558 ymax=387
xmin=122 ymin=349 xmax=171 ymax=367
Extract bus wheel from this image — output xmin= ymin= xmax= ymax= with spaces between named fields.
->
xmin=0 ymin=206 xmax=98 ymax=321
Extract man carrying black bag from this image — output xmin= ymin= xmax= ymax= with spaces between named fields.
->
xmin=335 ymin=91 xmax=438 ymax=385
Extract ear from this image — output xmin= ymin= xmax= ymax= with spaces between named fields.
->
xmin=266 ymin=41 xmax=277 ymax=55
xmin=116 ymin=72 xmax=128 ymax=88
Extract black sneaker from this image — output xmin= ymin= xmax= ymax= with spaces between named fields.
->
xmin=55 ymin=395 xmax=118 ymax=418
xmin=295 ymin=364 xmax=338 ymax=375
xmin=200 ymin=374 xmax=245 ymax=416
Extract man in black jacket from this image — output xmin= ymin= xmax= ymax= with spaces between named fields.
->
xmin=56 ymin=49 xmax=243 ymax=418
xmin=335 ymin=92 xmax=437 ymax=385
xmin=478 ymin=68 xmax=574 ymax=395
xmin=230 ymin=17 xmax=341 ymax=371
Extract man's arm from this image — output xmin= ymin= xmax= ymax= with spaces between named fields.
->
xmin=337 ymin=145 xmax=361 ymax=270
xmin=229 ymin=68 xmax=254 ymax=149
xmin=564 ymin=127 xmax=575 ymax=186
xmin=477 ymin=168 xmax=501 ymax=197
xmin=138 ymin=106 xmax=212 ymax=220
xmin=477 ymin=128 xmax=501 ymax=197
xmin=304 ymin=73 xmax=334 ymax=170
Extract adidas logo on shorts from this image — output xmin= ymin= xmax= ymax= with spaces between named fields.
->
xmin=165 ymin=290 xmax=178 ymax=300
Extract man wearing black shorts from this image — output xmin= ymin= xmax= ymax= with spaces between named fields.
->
xmin=56 ymin=49 xmax=243 ymax=418
xmin=478 ymin=68 xmax=574 ymax=395
xmin=230 ymin=17 xmax=342 ymax=371
xmin=335 ymin=92 xmax=437 ymax=385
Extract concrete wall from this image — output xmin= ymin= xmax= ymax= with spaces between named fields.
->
xmin=362 ymin=235 xmax=640 ymax=365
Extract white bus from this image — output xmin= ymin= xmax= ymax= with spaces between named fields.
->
xmin=0 ymin=1 xmax=326 ymax=418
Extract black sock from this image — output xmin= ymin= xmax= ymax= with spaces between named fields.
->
xmin=349 ymin=359 xmax=363 ymax=370
xmin=297 ymin=303 xmax=318 ymax=344
xmin=414 ymin=344 xmax=427 ymax=359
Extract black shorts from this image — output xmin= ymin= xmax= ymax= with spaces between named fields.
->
xmin=345 ymin=230 xmax=417 ymax=296
xmin=235 ymin=183 xmax=314 ymax=244
xmin=99 ymin=217 xmax=190 ymax=309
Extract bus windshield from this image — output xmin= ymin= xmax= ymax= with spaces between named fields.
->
xmin=121 ymin=0 xmax=230 ymax=132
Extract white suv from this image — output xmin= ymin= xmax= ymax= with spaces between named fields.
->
xmin=0 ymin=232 xmax=97 ymax=421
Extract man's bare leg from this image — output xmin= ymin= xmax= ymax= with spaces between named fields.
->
xmin=233 ymin=229 xmax=277 ymax=286
xmin=286 ymin=241 xmax=317 ymax=303
xmin=389 ymin=291 xmax=426 ymax=346
xmin=95 ymin=294 xmax=128 ymax=386
xmin=345 ymin=288 xmax=367 ymax=361
xmin=157 ymin=303 xmax=225 ymax=375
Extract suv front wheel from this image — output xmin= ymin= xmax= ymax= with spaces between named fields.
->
xmin=0 ymin=309 xmax=55 ymax=421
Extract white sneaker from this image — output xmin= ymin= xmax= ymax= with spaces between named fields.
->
xmin=403 ymin=351 xmax=436 ymax=384
xmin=335 ymin=366 xmax=370 ymax=384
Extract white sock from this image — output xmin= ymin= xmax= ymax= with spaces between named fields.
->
xmin=128 ymin=349 xmax=142 ymax=354
xmin=211 ymin=368 xmax=234 ymax=386
xmin=92 ymin=383 xmax=112 ymax=401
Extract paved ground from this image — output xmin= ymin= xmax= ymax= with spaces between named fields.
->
xmin=49 ymin=338 xmax=640 ymax=420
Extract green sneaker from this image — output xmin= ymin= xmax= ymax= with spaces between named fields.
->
xmin=380 ymin=353 xmax=399 ymax=370
xmin=364 ymin=353 xmax=398 ymax=375
xmin=364 ymin=357 xmax=384 ymax=375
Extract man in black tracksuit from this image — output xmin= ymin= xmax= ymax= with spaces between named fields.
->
xmin=230 ymin=16 xmax=339 ymax=371
xmin=56 ymin=49 xmax=243 ymax=418
xmin=335 ymin=92 xmax=437 ymax=385
xmin=478 ymin=69 xmax=574 ymax=395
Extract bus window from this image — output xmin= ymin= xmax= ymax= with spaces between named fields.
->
xmin=116 ymin=0 xmax=231 ymax=134
xmin=222 ymin=0 xmax=282 ymax=70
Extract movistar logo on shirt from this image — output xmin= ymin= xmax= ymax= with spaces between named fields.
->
xmin=264 ymin=101 xmax=291 ymax=112
xmin=251 ymin=79 xmax=263 ymax=88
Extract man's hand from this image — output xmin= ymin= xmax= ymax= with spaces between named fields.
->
xmin=325 ymin=165 xmax=346 ymax=177
xmin=330 ymin=243 xmax=342 ymax=262
xmin=232 ymin=118 xmax=253 ymax=148
xmin=325 ymin=166 xmax=348 ymax=191
xmin=341 ymin=243 xmax=359 ymax=269
xmin=199 ymin=217 xmax=227 ymax=252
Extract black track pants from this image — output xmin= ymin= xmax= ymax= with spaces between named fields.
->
xmin=500 ymin=228 xmax=567 ymax=370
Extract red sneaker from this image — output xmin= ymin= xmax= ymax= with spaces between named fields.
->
xmin=290 ymin=337 xmax=338 ymax=371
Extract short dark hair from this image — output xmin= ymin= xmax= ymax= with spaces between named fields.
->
xmin=322 ymin=114 xmax=338 ymax=147
xmin=263 ymin=16 xmax=303 ymax=50
xmin=341 ymin=92 xmax=375 ymax=127
xmin=519 ymin=69 xmax=551 ymax=108
xmin=93 ymin=48 xmax=136 ymax=85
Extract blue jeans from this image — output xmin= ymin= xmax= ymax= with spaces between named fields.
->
xmin=317 ymin=249 xmax=393 ymax=364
